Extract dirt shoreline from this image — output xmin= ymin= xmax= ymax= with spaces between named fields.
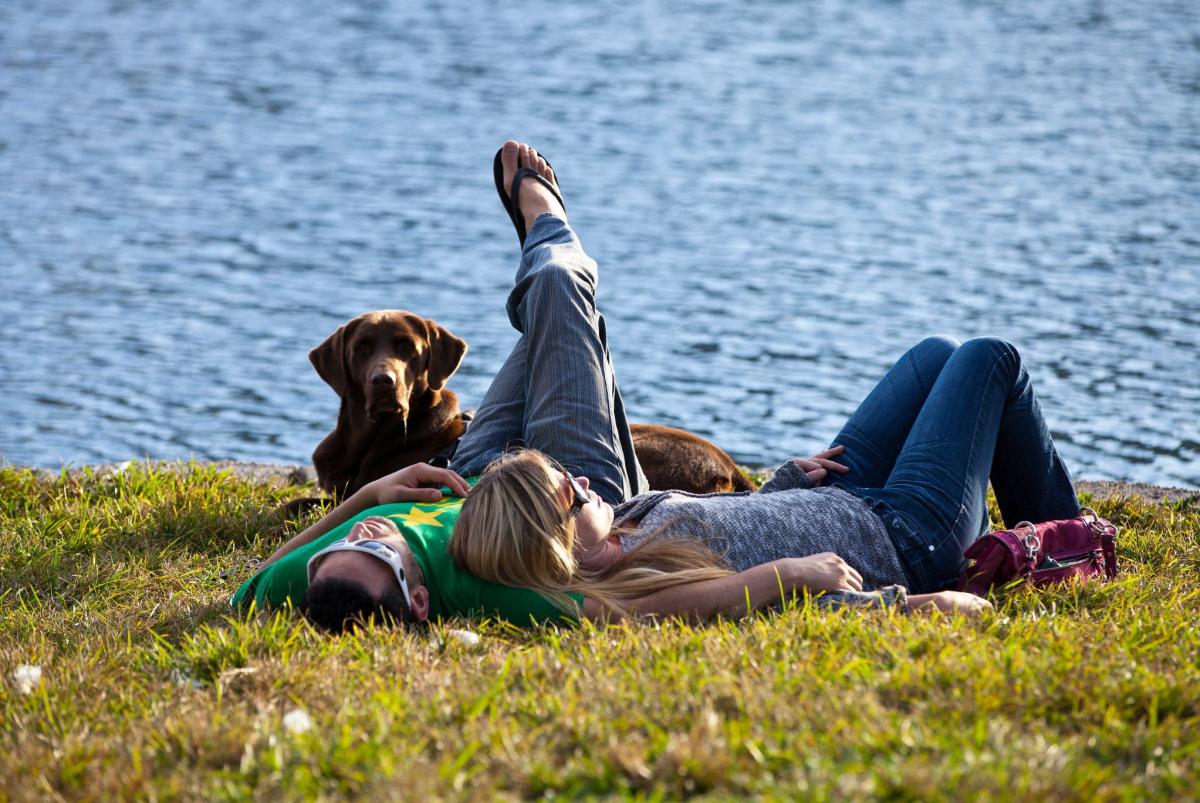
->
xmin=16 ymin=460 xmax=1197 ymax=504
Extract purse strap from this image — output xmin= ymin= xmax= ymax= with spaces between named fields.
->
xmin=1080 ymin=506 xmax=1119 ymax=577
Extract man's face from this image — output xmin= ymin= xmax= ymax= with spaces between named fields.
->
xmin=309 ymin=517 xmax=431 ymax=621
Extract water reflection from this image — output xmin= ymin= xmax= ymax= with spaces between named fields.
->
xmin=0 ymin=0 xmax=1197 ymax=486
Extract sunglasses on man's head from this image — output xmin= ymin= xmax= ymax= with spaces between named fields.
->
xmin=307 ymin=536 xmax=413 ymax=610
xmin=561 ymin=471 xmax=589 ymax=518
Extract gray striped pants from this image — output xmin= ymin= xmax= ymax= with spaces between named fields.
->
xmin=449 ymin=213 xmax=649 ymax=504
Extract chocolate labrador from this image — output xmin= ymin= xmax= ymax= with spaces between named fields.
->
xmin=309 ymin=310 xmax=468 ymax=498
xmin=308 ymin=310 xmax=752 ymax=499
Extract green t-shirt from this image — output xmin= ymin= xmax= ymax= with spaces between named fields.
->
xmin=231 ymin=488 xmax=580 ymax=626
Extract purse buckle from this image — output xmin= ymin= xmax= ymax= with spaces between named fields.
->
xmin=1014 ymin=521 xmax=1040 ymax=561
xmin=1080 ymin=506 xmax=1114 ymax=540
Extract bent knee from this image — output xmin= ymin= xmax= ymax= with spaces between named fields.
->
xmin=523 ymin=262 xmax=595 ymax=306
xmin=960 ymin=335 xmax=1018 ymax=356
xmin=915 ymin=335 xmax=960 ymax=360
xmin=958 ymin=336 xmax=1022 ymax=373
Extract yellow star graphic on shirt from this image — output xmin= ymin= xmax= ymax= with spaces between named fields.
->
xmin=395 ymin=506 xmax=446 ymax=528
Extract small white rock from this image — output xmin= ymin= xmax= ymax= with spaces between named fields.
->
xmin=446 ymin=629 xmax=481 ymax=647
xmin=170 ymin=669 xmax=204 ymax=689
xmin=282 ymin=708 xmax=313 ymax=734
xmin=13 ymin=665 xmax=42 ymax=695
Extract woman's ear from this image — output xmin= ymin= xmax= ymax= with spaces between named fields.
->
xmin=408 ymin=584 xmax=431 ymax=622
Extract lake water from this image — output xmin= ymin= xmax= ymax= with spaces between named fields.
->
xmin=2 ymin=0 xmax=1198 ymax=487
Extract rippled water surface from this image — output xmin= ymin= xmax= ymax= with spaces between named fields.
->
xmin=2 ymin=0 xmax=1198 ymax=486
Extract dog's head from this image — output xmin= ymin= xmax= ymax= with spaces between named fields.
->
xmin=309 ymin=310 xmax=467 ymax=422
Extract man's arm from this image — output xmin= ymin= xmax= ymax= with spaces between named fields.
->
xmin=259 ymin=464 xmax=471 ymax=569
xmin=259 ymin=486 xmax=379 ymax=569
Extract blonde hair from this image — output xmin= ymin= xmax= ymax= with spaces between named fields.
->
xmin=450 ymin=450 xmax=731 ymax=618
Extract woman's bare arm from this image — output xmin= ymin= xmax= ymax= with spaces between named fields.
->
xmin=581 ymin=559 xmax=809 ymax=622
xmin=579 ymin=553 xmax=989 ymax=621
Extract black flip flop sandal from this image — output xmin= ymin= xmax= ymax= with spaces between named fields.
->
xmin=492 ymin=147 xmax=567 ymax=247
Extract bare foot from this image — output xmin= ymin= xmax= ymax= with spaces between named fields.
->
xmin=498 ymin=139 xmax=566 ymax=232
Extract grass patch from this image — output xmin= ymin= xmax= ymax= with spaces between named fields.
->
xmin=1 ymin=463 xmax=1198 ymax=800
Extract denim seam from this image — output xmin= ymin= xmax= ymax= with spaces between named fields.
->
xmin=935 ymin=351 xmax=1008 ymax=585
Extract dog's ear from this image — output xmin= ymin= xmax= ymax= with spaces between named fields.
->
xmin=309 ymin=318 xmax=360 ymax=397
xmin=424 ymin=320 xmax=467 ymax=391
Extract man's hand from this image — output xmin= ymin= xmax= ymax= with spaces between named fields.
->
xmin=778 ymin=552 xmax=864 ymax=593
xmin=364 ymin=464 xmax=471 ymax=506
xmin=791 ymin=444 xmax=851 ymax=486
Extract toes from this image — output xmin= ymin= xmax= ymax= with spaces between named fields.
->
xmin=501 ymin=140 xmax=521 ymax=188
xmin=526 ymin=148 xmax=553 ymax=183
xmin=499 ymin=141 xmax=563 ymax=220
xmin=503 ymin=141 xmax=555 ymax=183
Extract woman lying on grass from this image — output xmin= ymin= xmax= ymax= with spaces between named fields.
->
xmin=236 ymin=140 xmax=1079 ymax=629
xmin=446 ymin=140 xmax=1083 ymax=621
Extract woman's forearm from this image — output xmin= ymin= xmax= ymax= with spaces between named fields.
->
xmin=585 ymin=562 xmax=793 ymax=622
xmin=259 ymin=487 xmax=377 ymax=568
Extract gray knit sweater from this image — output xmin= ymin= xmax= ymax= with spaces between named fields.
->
xmin=613 ymin=460 xmax=912 ymax=612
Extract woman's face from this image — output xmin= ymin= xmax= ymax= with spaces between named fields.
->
xmin=555 ymin=470 xmax=614 ymax=559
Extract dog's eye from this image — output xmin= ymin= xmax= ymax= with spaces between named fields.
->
xmin=393 ymin=340 xmax=415 ymax=357
xmin=354 ymin=340 xmax=373 ymax=354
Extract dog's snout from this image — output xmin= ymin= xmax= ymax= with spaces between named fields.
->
xmin=370 ymin=370 xmax=396 ymax=388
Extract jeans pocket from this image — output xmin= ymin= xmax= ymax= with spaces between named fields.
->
xmin=901 ymin=503 xmax=972 ymax=592
xmin=867 ymin=503 xmax=929 ymax=592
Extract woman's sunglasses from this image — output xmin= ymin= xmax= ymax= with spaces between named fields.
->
xmin=561 ymin=471 xmax=590 ymax=518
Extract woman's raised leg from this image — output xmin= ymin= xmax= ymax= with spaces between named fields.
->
xmin=450 ymin=142 xmax=647 ymax=503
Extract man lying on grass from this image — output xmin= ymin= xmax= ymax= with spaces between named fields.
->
xmin=227 ymin=140 xmax=1091 ymax=630
xmin=230 ymin=462 xmax=583 ymax=629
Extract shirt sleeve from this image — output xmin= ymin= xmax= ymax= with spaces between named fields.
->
xmin=812 ymin=584 xmax=910 ymax=612
xmin=230 ymin=541 xmax=321 ymax=611
xmin=756 ymin=460 xmax=816 ymax=494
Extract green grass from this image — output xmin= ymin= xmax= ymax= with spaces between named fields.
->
xmin=1 ymin=463 xmax=1198 ymax=801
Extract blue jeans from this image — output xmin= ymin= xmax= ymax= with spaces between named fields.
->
xmin=450 ymin=214 xmax=649 ymax=504
xmin=829 ymin=336 xmax=1081 ymax=593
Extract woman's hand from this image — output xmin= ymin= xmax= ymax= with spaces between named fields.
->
xmin=909 ymin=590 xmax=993 ymax=617
xmin=364 ymin=464 xmax=471 ymax=506
xmin=779 ymin=552 xmax=864 ymax=593
xmin=791 ymin=445 xmax=851 ymax=486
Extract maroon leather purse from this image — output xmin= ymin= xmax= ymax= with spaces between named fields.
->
xmin=961 ymin=507 xmax=1118 ymax=595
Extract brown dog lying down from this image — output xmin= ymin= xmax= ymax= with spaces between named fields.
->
xmin=309 ymin=310 xmax=752 ymax=499
xmin=630 ymin=423 xmax=754 ymax=493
